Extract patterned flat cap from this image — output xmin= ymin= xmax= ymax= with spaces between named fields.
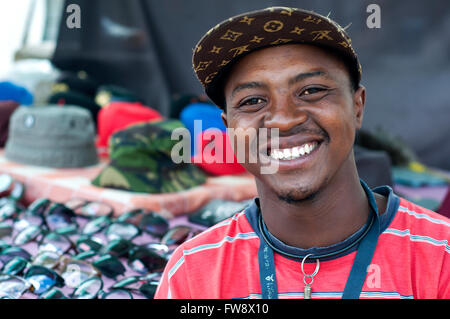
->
xmin=192 ymin=6 xmax=362 ymax=109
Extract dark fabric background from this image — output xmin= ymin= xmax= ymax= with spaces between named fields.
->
xmin=51 ymin=0 xmax=450 ymax=170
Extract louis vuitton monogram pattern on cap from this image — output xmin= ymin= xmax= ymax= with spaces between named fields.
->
xmin=192 ymin=7 xmax=362 ymax=108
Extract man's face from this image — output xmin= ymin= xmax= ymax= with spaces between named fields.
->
xmin=222 ymin=44 xmax=365 ymax=202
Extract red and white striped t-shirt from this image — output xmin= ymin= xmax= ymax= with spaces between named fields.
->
xmin=155 ymin=186 xmax=450 ymax=299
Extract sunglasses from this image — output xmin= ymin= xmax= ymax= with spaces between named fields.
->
xmin=0 ymin=199 xmax=25 ymax=222
xmin=13 ymin=198 xmax=79 ymax=235
xmin=1 ymin=256 xmax=29 ymax=276
xmin=160 ymin=225 xmax=202 ymax=246
xmin=71 ymin=277 xmax=133 ymax=299
xmin=23 ymin=265 xmax=65 ymax=295
xmin=111 ymin=272 xmax=162 ymax=299
xmin=0 ymin=174 xmax=25 ymax=202
xmin=65 ymin=198 xmax=114 ymax=218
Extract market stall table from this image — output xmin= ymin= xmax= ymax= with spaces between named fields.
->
xmin=0 ymin=149 xmax=257 ymax=218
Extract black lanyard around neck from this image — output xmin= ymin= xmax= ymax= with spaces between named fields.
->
xmin=257 ymin=181 xmax=381 ymax=299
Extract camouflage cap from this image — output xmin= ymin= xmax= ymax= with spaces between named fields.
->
xmin=92 ymin=119 xmax=207 ymax=194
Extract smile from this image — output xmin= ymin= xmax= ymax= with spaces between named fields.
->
xmin=269 ymin=141 xmax=319 ymax=161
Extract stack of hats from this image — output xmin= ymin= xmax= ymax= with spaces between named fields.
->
xmin=0 ymin=81 xmax=33 ymax=106
xmin=96 ymin=101 xmax=163 ymax=156
xmin=180 ymin=102 xmax=226 ymax=155
xmin=5 ymin=105 xmax=98 ymax=168
xmin=95 ymin=84 xmax=145 ymax=107
xmin=169 ymin=93 xmax=212 ymax=119
xmin=0 ymin=101 xmax=20 ymax=147
xmin=92 ymin=119 xmax=206 ymax=193
xmin=48 ymin=71 xmax=101 ymax=126
xmin=180 ymin=102 xmax=245 ymax=176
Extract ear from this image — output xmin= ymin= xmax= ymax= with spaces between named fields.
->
xmin=220 ymin=112 xmax=228 ymax=128
xmin=353 ymin=85 xmax=366 ymax=129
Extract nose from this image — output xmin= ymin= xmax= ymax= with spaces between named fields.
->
xmin=263 ymin=96 xmax=308 ymax=133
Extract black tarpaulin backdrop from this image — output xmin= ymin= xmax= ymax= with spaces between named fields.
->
xmin=51 ymin=0 xmax=450 ymax=170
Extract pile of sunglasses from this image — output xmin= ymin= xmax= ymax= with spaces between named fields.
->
xmin=0 ymin=174 xmax=205 ymax=299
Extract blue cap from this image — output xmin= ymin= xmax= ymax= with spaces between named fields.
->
xmin=180 ymin=102 xmax=226 ymax=155
xmin=0 ymin=81 xmax=33 ymax=105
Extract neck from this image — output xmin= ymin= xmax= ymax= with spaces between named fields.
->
xmin=257 ymin=161 xmax=373 ymax=249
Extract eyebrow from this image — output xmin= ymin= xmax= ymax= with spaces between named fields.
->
xmin=230 ymin=70 xmax=330 ymax=99
xmin=230 ymin=81 xmax=267 ymax=99
xmin=288 ymin=70 xmax=329 ymax=86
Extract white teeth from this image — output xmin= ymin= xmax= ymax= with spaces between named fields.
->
xmin=270 ymin=142 xmax=318 ymax=161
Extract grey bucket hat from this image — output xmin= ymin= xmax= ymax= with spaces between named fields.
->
xmin=5 ymin=105 xmax=98 ymax=168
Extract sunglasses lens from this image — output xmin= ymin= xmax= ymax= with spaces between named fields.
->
xmin=24 ymin=266 xmax=64 ymax=295
xmin=58 ymin=257 xmax=100 ymax=288
xmin=39 ymin=233 xmax=72 ymax=255
xmin=39 ymin=288 xmax=67 ymax=299
xmin=27 ymin=198 xmax=51 ymax=216
xmin=82 ymin=216 xmax=111 ymax=235
xmin=72 ymin=277 xmax=103 ymax=299
xmin=0 ymin=174 xmax=13 ymax=195
xmin=161 ymin=225 xmax=192 ymax=246
xmin=45 ymin=204 xmax=77 ymax=231
xmin=76 ymin=235 xmax=103 ymax=253
xmin=0 ymin=247 xmax=32 ymax=265
xmin=139 ymin=212 xmax=169 ymax=237
xmin=111 ymin=276 xmax=141 ymax=290
xmin=0 ymin=274 xmax=30 ymax=299
xmin=101 ymin=289 xmax=133 ymax=299
xmin=77 ymin=202 xmax=113 ymax=217
xmin=0 ymin=223 xmax=13 ymax=239
xmin=105 ymin=222 xmax=140 ymax=241
xmin=1 ymin=257 xmax=28 ymax=276
xmin=100 ymin=238 xmax=133 ymax=257
xmin=13 ymin=225 xmax=41 ymax=245
xmin=9 ymin=181 xmax=24 ymax=201
xmin=128 ymin=247 xmax=167 ymax=274
xmin=139 ymin=281 xmax=159 ymax=299
xmin=0 ymin=201 xmax=22 ymax=222
xmin=93 ymin=254 xmax=126 ymax=279
xmin=32 ymin=251 xmax=60 ymax=268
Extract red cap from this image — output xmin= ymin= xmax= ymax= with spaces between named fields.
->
xmin=97 ymin=101 xmax=163 ymax=156
xmin=192 ymin=130 xmax=246 ymax=176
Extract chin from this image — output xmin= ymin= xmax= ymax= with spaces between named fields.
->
xmin=276 ymin=187 xmax=319 ymax=204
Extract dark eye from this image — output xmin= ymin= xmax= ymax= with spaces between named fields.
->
xmin=240 ymin=97 xmax=265 ymax=106
xmin=301 ymin=87 xmax=327 ymax=96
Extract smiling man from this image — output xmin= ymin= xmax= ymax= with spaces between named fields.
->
xmin=155 ymin=7 xmax=450 ymax=299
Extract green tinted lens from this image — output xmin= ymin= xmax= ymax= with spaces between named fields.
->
xmin=72 ymin=277 xmax=103 ymax=299
xmin=92 ymin=254 xmax=126 ymax=279
xmin=32 ymin=251 xmax=61 ymax=268
xmin=101 ymin=289 xmax=133 ymax=299
xmin=13 ymin=225 xmax=42 ymax=245
xmin=0 ymin=274 xmax=30 ymax=299
xmin=39 ymin=232 xmax=73 ymax=255
xmin=139 ymin=212 xmax=169 ymax=237
xmin=100 ymin=238 xmax=133 ymax=257
xmin=139 ymin=281 xmax=159 ymax=299
xmin=1 ymin=256 xmax=29 ymax=276
xmin=105 ymin=222 xmax=140 ymax=241
xmin=0 ymin=201 xmax=22 ymax=221
xmin=76 ymin=235 xmax=103 ymax=253
xmin=39 ymin=288 xmax=67 ymax=299
xmin=0 ymin=223 xmax=13 ymax=239
xmin=27 ymin=198 xmax=51 ymax=216
xmin=116 ymin=209 xmax=145 ymax=224
xmin=82 ymin=216 xmax=111 ymax=235
xmin=128 ymin=246 xmax=167 ymax=274
xmin=111 ymin=276 xmax=141 ymax=290
xmin=160 ymin=225 xmax=193 ymax=246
